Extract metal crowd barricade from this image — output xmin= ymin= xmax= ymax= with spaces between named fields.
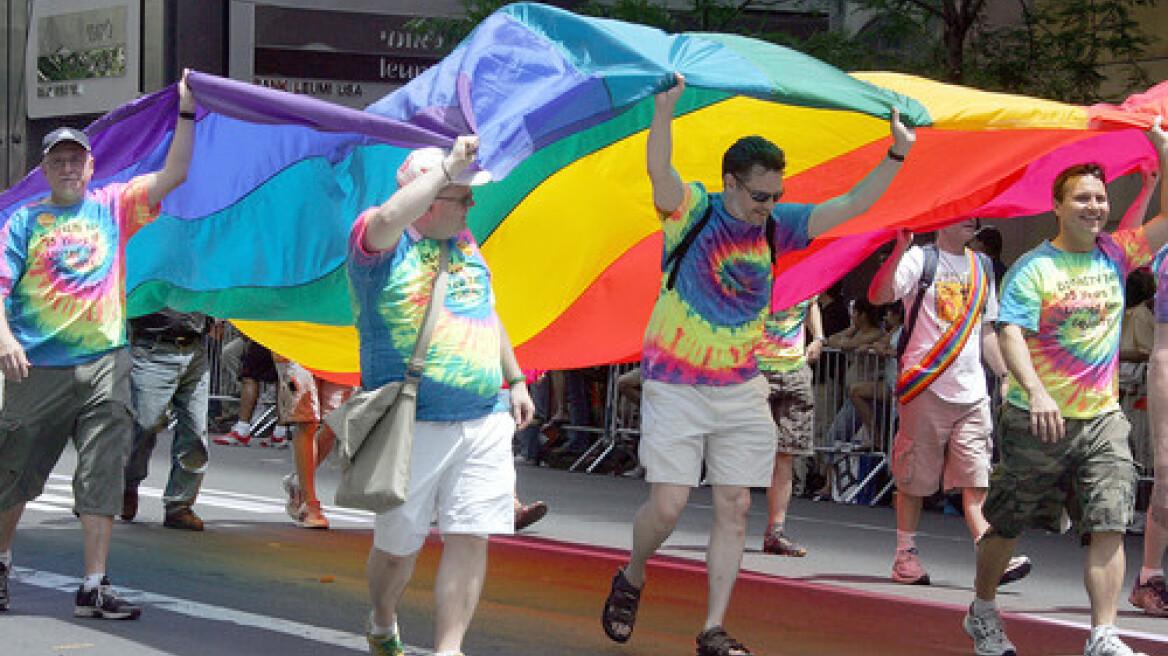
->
xmin=204 ymin=322 xmax=278 ymax=439
xmin=569 ymin=363 xmax=641 ymax=473
xmin=812 ymin=347 xmax=897 ymax=505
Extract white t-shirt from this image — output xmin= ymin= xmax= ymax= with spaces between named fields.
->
xmin=893 ymin=245 xmax=998 ymax=404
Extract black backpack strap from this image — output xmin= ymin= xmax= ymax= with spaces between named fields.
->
xmin=766 ymin=214 xmax=777 ymax=265
xmin=897 ymin=243 xmax=937 ymax=361
xmin=664 ymin=202 xmax=715 ymax=291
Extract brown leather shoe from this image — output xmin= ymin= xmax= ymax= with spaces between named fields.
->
xmin=120 ymin=487 xmax=138 ymax=522
xmin=514 ymin=500 xmax=548 ymax=531
xmin=163 ymin=508 xmax=204 ymax=531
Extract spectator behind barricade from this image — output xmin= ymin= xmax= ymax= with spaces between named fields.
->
xmin=819 ymin=282 xmax=851 ymax=339
xmin=811 ymin=298 xmax=891 ymax=500
xmin=273 ymin=357 xmax=353 ymax=530
xmin=0 ymin=72 xmax=195 ymax=620
xmin=970 ymin=224 xmax=1008 ymax=288
xmin=213 ymin=337 xmax=287 ymax=448
xmin=846 ymin=302 xmax=903 ymax=451
xmin=545 ymin=367 xmax=602 ymax=465
xmin=122 ymin=310 xmax=212 ymax=532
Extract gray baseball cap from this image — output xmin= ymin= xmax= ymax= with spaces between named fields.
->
xmin=42 ymin=127 xmax=91 ymax=155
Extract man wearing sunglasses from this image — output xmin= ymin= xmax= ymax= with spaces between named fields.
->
xmin=601 ymin=72 xmax=914 ymax=656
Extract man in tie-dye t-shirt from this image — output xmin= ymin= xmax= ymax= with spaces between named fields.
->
xmin=965 ymin=121 xmax=1168 ymax=656
xmin=754 ymin=298 xmax=822 ymax=558
xmin=350 ymin=136 xmax=535 ymax=656
xmin=602 ymin=72 xmax=916 ymax=655
xmin=0 ymin=73 xmax=196 ymax=620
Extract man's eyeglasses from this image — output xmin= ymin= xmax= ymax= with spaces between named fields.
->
xmin=731 ymin=173 xmax=783 ymax=204
xmin=435 ymin=194 xmax=474 ymax=208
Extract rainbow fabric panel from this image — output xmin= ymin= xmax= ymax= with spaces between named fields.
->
xmin=1 ymin=2 xmax=1165 ymax=382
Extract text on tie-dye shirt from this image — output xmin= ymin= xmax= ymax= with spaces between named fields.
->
xmin=0 ymin=179 xmax=156 ymax=366
xmin=998 ymin=229 xmax=1151 ymax=419
xmin=756 ymin=299 xmax=813 ymax=373
xmin=641 ymin=183 xmax=812 ymax=386
xmin=347 ymin=215 xmax=504 ymax=422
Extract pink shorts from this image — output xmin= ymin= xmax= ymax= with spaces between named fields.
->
xmin=890 ymin=390 xmax=992 ymax=496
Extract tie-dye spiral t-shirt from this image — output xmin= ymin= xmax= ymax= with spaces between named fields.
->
xmin=642 ymin=183 xmax=812 ymax=385
xmin=0 ymin=179 xmax=156 ymax=366
xmin=756 ymin=299 xmax=813 ymax=374
xmin=999 ymin=229 xmax=1151 ymax=419
xmin=347 ymin=216 xmax=505 ymax=422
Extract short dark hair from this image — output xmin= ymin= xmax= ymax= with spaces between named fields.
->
xmin=1052 ymin=163 xmax=1105 ymax=203
xmin=852 ymin=297 xmax=881 ymax=327
xmin=973 ymin=226 xmax=1003 ymax=259
xmin=723 ymin=136 xmax=785 ymax=179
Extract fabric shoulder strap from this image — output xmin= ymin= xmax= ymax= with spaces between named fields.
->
xmin=895 ymin=249 xmax=989 ymax=403
xmin=405 ymin=241 xmax=450 ymax=381
xmin=896 ymin=243 xmax=938 ymax=361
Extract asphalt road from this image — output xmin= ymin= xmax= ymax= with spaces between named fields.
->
xmin=3 ymin=434 xmax=1167 ymax=655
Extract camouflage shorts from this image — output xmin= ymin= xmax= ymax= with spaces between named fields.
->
xmin=764 ymin=366 xmax=815 ymax=456
xmin=984 ymin=404 xmax=1136 ymax=539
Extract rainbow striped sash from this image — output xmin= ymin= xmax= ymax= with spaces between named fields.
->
xmin=895 ymin=250 xmax=988 ymax=404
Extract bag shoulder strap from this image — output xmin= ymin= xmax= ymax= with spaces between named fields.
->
xmin=897 ymin=243 xmax=938 ymax=361
xmin=405 ymin=241 xmax=450 ymax=379
xmin=664 ymin=202 xmax=714 ymax=291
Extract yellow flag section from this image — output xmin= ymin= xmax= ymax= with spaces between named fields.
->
xmin=233 ymin=320 xmax=361 ymax=386
xmin=484 ymin=94 xmax=891 ymax=354
xmin=853 ymin=72 xmax=1088 ymax=130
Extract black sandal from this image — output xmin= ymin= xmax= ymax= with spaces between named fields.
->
xmin=696 ymin=626 xmax=752 ymax=656
xmin=601 ymin=568 xmax=642 ymax=643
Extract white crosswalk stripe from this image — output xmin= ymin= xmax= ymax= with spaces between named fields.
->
xmin=11 ymin=568 xmax=432 ymax=655
xmin=39 ymin=473 xmax=375 ymax=524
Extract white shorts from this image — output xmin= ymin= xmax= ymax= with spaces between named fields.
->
xmin=373 ymin=411 xmax=516 ymax=556
xmin=639 ymin=376 xmax=776 ymax=487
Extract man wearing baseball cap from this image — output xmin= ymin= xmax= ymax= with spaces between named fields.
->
xmin=350 ymin=135 xmax=533 ymax=656
xmin=0 ymin=71 xmax=197 ymax=620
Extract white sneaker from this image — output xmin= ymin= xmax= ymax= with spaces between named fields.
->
xmin=1084 ymin=625 xmax=1147 ymax=656
xmin=282 ymin=473 xmax=303 ymax=521
xmin=963 ymin=603 xmax=1016 ymax=656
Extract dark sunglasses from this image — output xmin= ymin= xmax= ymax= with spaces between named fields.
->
xmin=731 ymin=172 xmax=784 ymax=203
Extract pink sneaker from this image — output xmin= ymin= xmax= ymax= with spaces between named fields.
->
xmin=297 ymin=502 xmax=329 ymax=529
xmin=1130 ymin=575 xmax=1168 ymax=617
xmin=892 ymin=547 xmax=931 ymax=585
xmin=212 ymin=430 xmax=251 ymax=447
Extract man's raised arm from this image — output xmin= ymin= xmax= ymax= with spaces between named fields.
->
xmin=363 ymin=136 xmax=479 ymax=253
xmin=647 ymin=73 xmax=687 ymax=216
xmin=144 ymin=70 xmax=197 ymax=207
xmin=808 ymin=108 xmax=915 ymax=238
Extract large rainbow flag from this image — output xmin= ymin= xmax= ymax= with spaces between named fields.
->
xmin=1 ymin=3 xmax=1164 ymax=383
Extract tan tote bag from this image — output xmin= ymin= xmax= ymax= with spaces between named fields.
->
xmin=326 ymin=242 xmax=449 ymax=513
